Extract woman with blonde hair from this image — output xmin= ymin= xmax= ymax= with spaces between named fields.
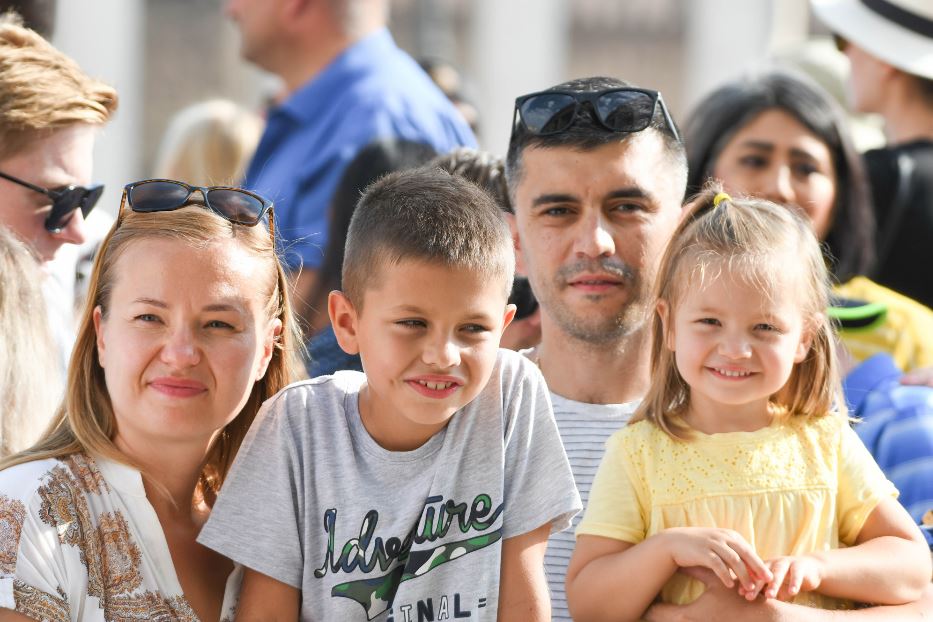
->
xmin=154 ymin=99 xmax=263 ymax=186
xmin=0 ymin=180 xmax=302 ymax=620
xmin=0 ymin=227 xmax=59 ymax=456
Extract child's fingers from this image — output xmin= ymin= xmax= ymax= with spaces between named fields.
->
xmin=743 ymin=578 xmax=768 ymax=601
xmin=704 ymin=552 xmax=737 ymax=589
xmin=785 ymin=562 xmax=804 ymax=597
xmin=715 ymin=545 xmax=755 ymax=590
xmin=727 ymin=538 xmax=772 ymax=585
xmin=765 ymin=558 xmax=791 ymax=599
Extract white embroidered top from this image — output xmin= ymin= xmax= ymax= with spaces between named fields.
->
xmin=0 ymin=453 xmax=240 ymax=621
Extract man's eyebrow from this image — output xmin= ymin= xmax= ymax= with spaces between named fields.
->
xmin=532 ymin=193 xmax=579 ymax=207
xmin=606 ymin=187 xmax=650 ymax=200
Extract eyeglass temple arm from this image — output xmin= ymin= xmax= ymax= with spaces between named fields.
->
xmin=510 ymin=105 xmax=521 ymax=134
xmin=0 ymin=170 xmax=56 ymax=197
xmin=657 ymin=95 xmax=682 ymax=143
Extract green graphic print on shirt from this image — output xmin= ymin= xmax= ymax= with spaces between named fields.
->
xmin=314 ymin=493 xmax=503 ymax=620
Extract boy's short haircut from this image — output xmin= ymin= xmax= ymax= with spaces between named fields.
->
xmin=342 ymin=166 xmax=515 ymax=307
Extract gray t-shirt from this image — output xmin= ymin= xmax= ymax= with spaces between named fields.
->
xmin=199 ymin=349 xmax=580 ymax=621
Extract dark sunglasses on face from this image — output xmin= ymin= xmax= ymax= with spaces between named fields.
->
xmin=0 ymin=170 xmax=103 ymax=233
xmin=513 ymin=87 xmax=682 ymax=143
xmin=120 ymin=179 xmax=274 ymax=233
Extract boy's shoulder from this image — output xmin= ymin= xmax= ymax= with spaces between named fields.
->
xmin=487 ymin=348 xmax=543 ymax=389
xmin=273 ymin=370 xmax=367 ymax=404
xmin=469 ymin=348 xmax=546 ymax=410
xmin=260 ymin=370 xmax=367 ymax=430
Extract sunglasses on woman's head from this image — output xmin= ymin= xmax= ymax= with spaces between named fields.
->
xmin=513 ymin=87 xmax=682 ymax=143
xmin=0 ymin=170 xmax=104 ymax=233
xmin=120 ymin=179 xmax=274 ymax=234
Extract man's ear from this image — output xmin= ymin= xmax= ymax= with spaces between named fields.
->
xmin=329 ymin=291 xmax=361 ymax=355
xmin=657 ymin=299 xmax=675 ymax=351
xmin=93 ymin=306 xmax=106 ymax=368
xmin=504 ymin=212 xmax=527 ymax=277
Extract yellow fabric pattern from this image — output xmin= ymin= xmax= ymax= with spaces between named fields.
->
xmin=835 ymin=276 xmax=933 ymax=371
xmin=577 ymin=414 xmax=897 ymax=610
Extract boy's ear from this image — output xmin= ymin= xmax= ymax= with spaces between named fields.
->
xmin=657 ymin=299 xmax=675 ymax=351
xmin=504 ymin=212 xmax=527 ymax=277
xmin=328 ymin=291 xmax=361 ymax=355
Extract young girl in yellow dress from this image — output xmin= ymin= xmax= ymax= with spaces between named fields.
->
xmin=565 ymin=188 xmax=932 ymax=621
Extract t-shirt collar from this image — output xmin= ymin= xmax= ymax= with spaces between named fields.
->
xmin=278 ymin=27 xmax=396 ymax=123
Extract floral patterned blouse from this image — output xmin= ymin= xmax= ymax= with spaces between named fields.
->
xmin=0 ymin=453 xmax=240 ymax=621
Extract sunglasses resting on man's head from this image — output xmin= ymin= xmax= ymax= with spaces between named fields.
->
xmin=0 ymin=170 xmax=104 ymax=233
xmin=513 ymin=87 xmax=681 ymax=143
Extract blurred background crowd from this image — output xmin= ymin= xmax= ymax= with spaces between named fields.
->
xmin=23 ymin=0 xmax=878 ymax=212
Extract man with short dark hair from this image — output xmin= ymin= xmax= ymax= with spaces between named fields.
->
xmin=507 ymin=76 xmax=686 ymax=621
xmin=224 ymin=0 xmax=475 ymax=333
xmin=507 ymin=75 xmax=933 ymax=621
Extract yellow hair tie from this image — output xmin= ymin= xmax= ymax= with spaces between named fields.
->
xmin=713 ymin=192 xmax=731 ymax=207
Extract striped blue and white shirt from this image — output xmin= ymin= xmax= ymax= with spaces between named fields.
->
xmin=544 ymin=392 xmax=638 ymax=620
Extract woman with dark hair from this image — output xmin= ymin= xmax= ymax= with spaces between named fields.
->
xmin=685 ymin=69 xmax=933 ymax=372
xmin=686 ymin=69 xmax=873 ymax=283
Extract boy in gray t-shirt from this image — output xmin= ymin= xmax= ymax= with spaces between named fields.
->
xmin=199 ymin=167 xmax=581 ymax=621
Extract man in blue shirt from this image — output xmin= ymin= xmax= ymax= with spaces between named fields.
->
xmin=225 ymin=0 xmax=476 ymax=330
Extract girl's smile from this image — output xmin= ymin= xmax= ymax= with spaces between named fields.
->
xmin=661 ymin=268 xmax=812 ymax=433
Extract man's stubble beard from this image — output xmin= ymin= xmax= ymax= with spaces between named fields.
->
xmin=536 ymin=258 xmax=651 ymax=346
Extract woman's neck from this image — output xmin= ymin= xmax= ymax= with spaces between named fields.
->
xmin=114 ymin=434 xmax=212 ymax=522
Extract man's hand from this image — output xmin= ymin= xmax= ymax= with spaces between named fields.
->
xmin=644 ymin=567 xmax=780 ymax=622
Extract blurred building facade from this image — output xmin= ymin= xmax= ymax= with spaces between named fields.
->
xmin=51 ymin=0 xmax=832 ymax=214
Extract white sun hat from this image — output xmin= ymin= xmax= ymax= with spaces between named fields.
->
xmin=811 ymin=0 xmax=933 ymax=80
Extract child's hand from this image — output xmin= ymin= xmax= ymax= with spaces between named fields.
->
xmin=739 ymin=554 xmax=824 ymax=601
xmin=663 ymin=527 xmax=772 ymax=593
